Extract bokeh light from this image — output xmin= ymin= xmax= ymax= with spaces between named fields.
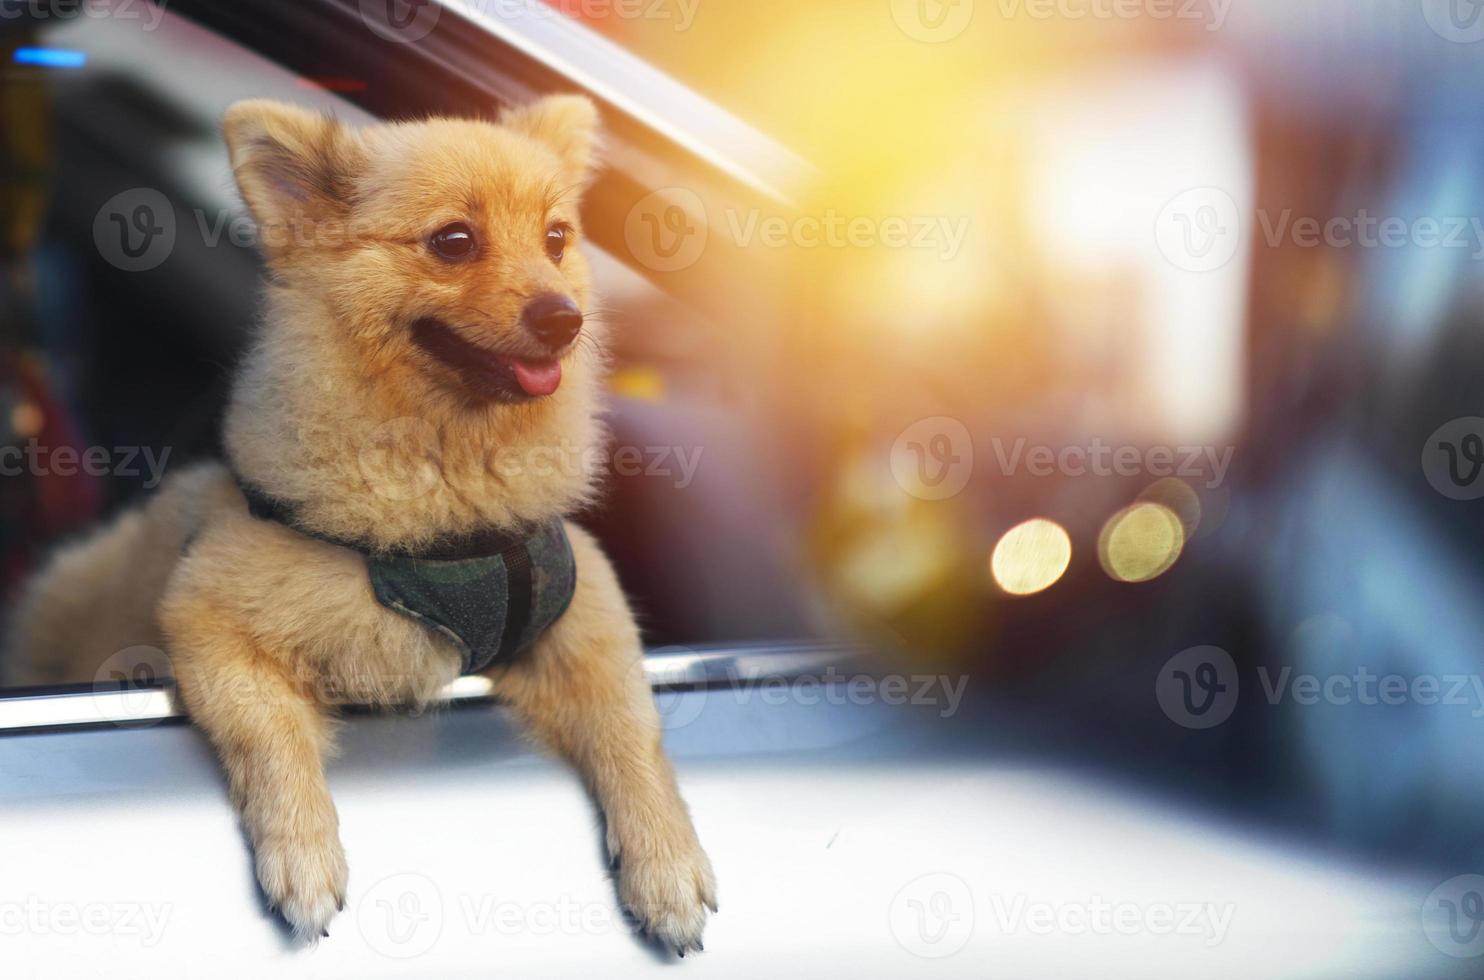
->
xmin=1137 ymin=477 xmax=1201 ymax=537
xmin=10 ymin=402 xmax=43 ymax=439
xmin=1098 ymin=503 xmax=1185 ymax=583
xmin=991 ymin=518 xmax=1072 ymax=596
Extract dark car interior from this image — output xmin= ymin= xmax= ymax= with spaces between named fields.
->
xmin=0 ymin=6 xmax=816 ymax=651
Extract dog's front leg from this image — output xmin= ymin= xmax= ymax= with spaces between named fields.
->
xmin=488 ymin=523 xmax=717 ymax=954
xmin=164 ymin=599 xmax=347 ymax=940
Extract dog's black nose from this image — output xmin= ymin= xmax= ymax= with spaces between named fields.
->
xmin=522 ymin=294 xmax=583 ymax=349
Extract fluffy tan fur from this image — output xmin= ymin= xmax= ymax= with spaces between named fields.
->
xmin=4 ymin=96 xmax=715 ymax=952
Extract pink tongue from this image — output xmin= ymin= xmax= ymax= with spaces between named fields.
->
xmin=508 ymin=357 xmax=563 ymax=396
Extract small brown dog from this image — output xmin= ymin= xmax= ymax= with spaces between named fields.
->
xmin=5 ymin=96 xmax=716 ymax=952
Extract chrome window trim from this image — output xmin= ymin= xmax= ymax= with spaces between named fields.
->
xmin=0 ymin=641 xmax=855 ymax=735
xmin=439 ymin=0 xmax=812 ymax=204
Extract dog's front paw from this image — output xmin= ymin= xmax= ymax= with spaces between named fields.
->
xmin=255 ymin=829 xmax=349 ymax=940
xmin=617 ymin=840 xmax=718 ymax=956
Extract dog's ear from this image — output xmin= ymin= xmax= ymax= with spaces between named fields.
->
xmin=499 ymin=94 xmax=601 ymax=187
xmin=223 ymin=100 xmax=365 ymax=250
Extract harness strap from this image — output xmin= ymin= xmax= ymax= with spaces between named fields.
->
xmin=498 ymin=540 xmax=534 ymax=660
xmin=235 ymin=478 xmax=528 ymax=561
xmin=232 ymin=473 xmax=574 ymax=674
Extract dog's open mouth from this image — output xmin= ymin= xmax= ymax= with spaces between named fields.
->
xmin=410 ymin=317 xmax=562 ymax=400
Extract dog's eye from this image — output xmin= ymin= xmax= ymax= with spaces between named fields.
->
xmin=545 ymin=223 xmax=570 ymax=264
xmin=429 ymin=223 xmax=477 ymax=262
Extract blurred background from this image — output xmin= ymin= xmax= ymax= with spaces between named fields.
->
xmin=3 ymin=0 xmax=1484 ymax=967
